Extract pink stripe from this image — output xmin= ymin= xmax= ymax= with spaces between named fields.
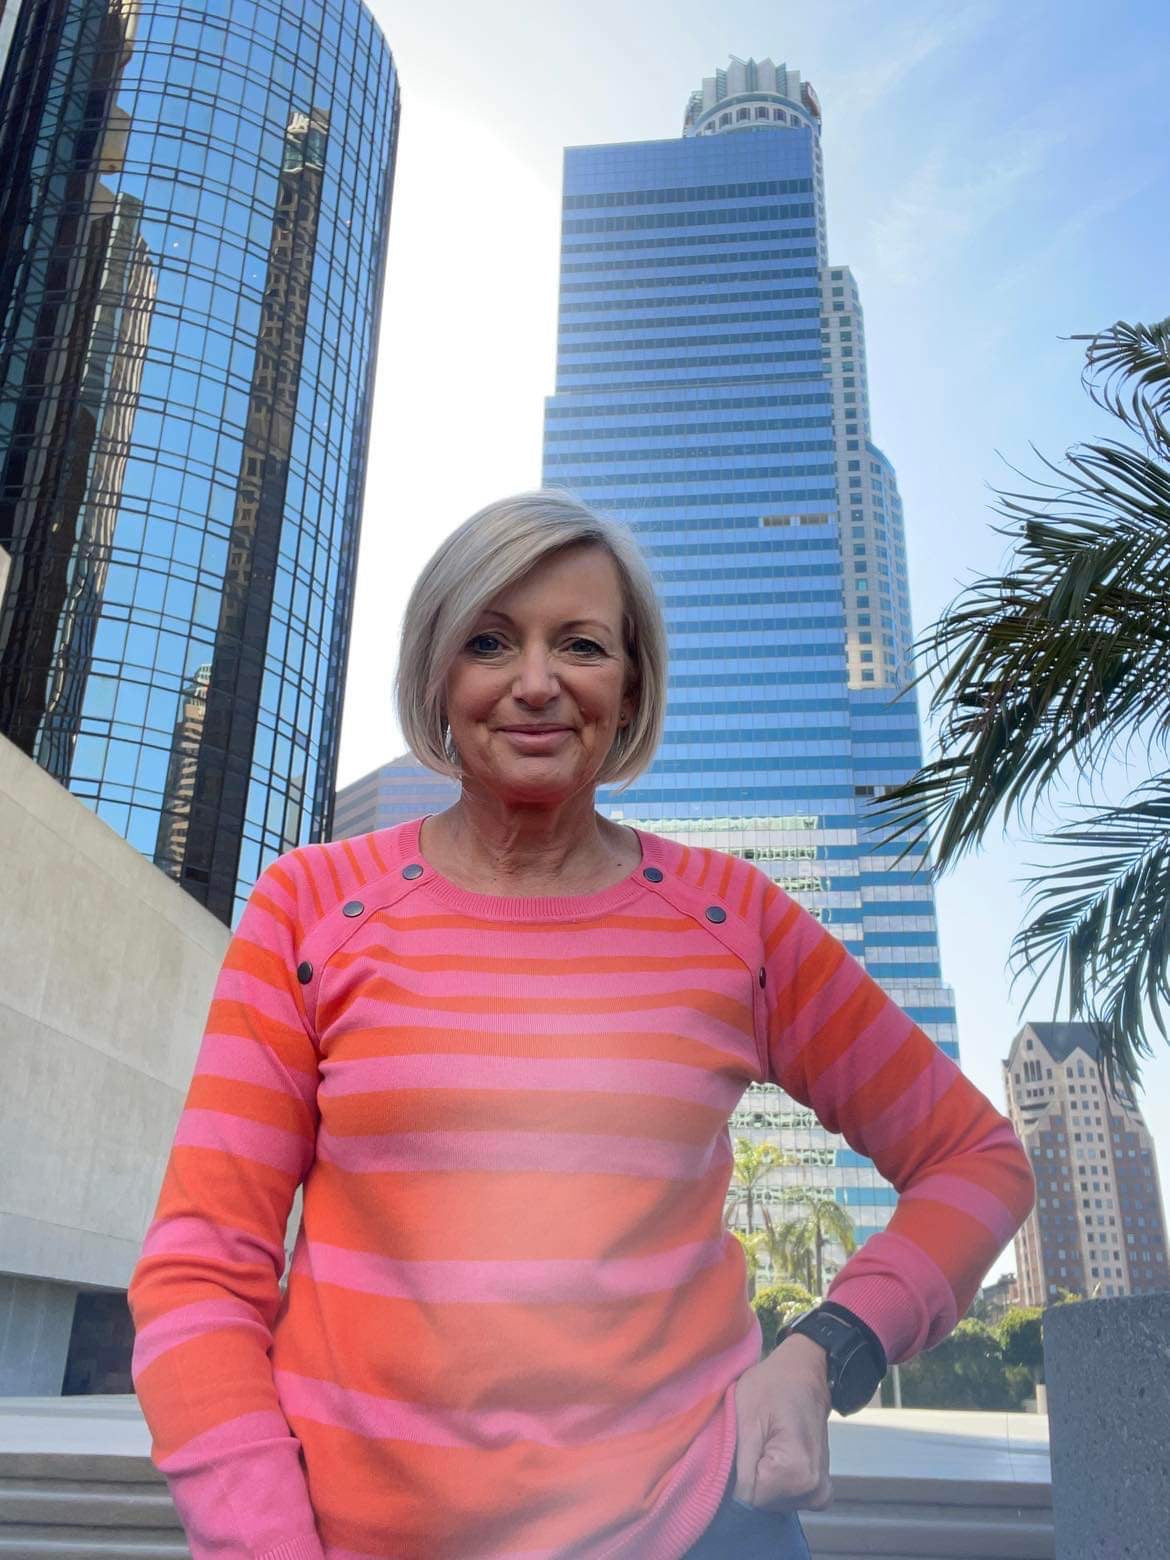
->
xmin=805 ymin=1002 xmax=915 ymax=1120
xmin=334 ymin=992 xmax=754 ymax=1052
xmin=154 ymin=1407 xmax=320 ymax=1551
xmin=828 ymin=1229 xmax=958 ymax=1360
xmin=197 ymin=1030 xmax=319 ymax=1104
xmin=213 ymin=966 xmax=309 ymax=1030
xmin=902 ymin=1171 xmax=1024 ymax=1245
xmin=337 ymin=966 xmax=752 ymax=1007
xmin=140 ymin=1214 xmax=284 ymax=1271
xmin=849 ymin=1047 xmax=956 ymax=1157
xmin=133 ymin=1296 xmax=268 ymax=1375
xmin=293 ymin=1235 xmax=728 ymax=1304
xmin=779 ymin=951 xmax=869 ymax=1056
xmin=315 ymin=1127 xmax=729 ymax=1181
xmin=175 ymin=1108 xmax=311 ymax=1176
xmin=318 ymin=1052 xmax=744 ymax=1110
xmin=275 ymin=1327 xmax=756 ymax=1450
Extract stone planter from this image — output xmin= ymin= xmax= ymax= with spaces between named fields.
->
xmin=1044 ymin=1291 xmax=1170 ymax=1559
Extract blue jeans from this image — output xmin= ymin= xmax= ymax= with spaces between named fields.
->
xmin=683 ymin=1466 xmax=811 ymax=1559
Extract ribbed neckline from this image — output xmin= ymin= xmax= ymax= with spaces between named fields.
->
xmin=395 ymin=815 xmax=667 ymax=923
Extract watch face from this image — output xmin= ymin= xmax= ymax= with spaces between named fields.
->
xmin=834 ymin=1341 xmax=883 ymax=1414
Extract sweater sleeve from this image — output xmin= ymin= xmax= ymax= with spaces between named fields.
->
xmin=128 ymin=855 xmax=325 ymax=1560
xmin=761 ymin=889 xmax=1035 ymax=1364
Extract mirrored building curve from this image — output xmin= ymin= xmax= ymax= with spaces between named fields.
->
xmin=0 ymin=0 xmax=399 ymax=923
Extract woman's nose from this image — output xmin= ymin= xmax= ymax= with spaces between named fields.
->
xmin=513 ymin=647 xmax=559 ymax=705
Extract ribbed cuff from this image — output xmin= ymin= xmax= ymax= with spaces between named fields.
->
xmin=257 ymin=1535 xmax=326 ymax=1560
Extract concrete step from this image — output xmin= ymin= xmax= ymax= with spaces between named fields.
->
xmin=0 ymin=1452 xmax=1053 ymax=1560
xmin=0 ymin=1529 xmax=189 ymax=1558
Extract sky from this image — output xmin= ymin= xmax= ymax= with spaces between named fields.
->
xmin=340 ymin=0 xmax=1170 ymax=1272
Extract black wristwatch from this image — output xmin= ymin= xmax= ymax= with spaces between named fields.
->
xmin=776 ymin=1301 xmax=887 ymax=1415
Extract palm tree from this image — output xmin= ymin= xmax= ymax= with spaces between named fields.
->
xmin=730 ymin=1229 xmax=768 ymax=1297
xmin=757 ymin=1209 xmax=815 ymax=1290
xmin=780 ymin=1188 xmax=857 ymax=1297
xmin=875 ymin=317 xmax=1170 ymax=1092
xmin=725 ymin=1138 xmax=789 ymax=1236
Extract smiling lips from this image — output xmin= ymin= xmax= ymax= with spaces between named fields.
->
xmin=498 ymin=725 xmax=573 ymax=745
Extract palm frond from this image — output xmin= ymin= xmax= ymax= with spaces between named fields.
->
xmin=875 ymin=437 xmax=1170 ymax=866
xmin=1074 ymin=317 xmax=1170 ymax=455
xmin=1011 ymin=782 xmax=1170 ymax=1092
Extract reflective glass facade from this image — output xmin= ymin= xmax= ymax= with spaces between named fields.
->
xmin=0 ymin=0 xmax=398 ymax=923
xmin=543 ymin=59 xmax=959 ymax=1270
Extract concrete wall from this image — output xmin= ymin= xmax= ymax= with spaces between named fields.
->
xmin=0 ymin=734 xmax=229 ymax=1391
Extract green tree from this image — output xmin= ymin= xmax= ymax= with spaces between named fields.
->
xmin=752 ymin=1281 xmax=816 ymax=1353
xmin=757 ymin=1211 xmax=815 ymax=1290
xmin=730 ymin=1229 xmax=767 ymax=1298
xmin=725 ymin=1139 xmax=789 ymax=1236
xmin=779 ymin=1187 xmax=857 ymax=1297
xmin=997 ymin=1306 xmax=1045 ymax=1380
xmin=875 ymin=317 xmax=1170 ymax=1092
xmin=896 ymin=1319 xmax=1031 ymax=1411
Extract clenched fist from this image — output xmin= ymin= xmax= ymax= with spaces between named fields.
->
xmin=732 ymin=1332 xmax=833 ymax=1512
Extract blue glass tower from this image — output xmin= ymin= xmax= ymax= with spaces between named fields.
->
xmin=542 ymin=57 xmax=959 ymax=1268
xmin=0 ymin=0 xmax=398 ymax=924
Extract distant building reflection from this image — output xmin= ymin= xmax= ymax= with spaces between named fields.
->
xmin=0 ymin=0 xmax=152 ymax=777
xmin=170 ymin=109 xmax=329 ymax=912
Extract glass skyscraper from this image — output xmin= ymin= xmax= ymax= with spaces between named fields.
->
xmin=0 ymin=0 xmax=398 ymax=923
xmin=542 ymin=57 xmax=959 ymax=1267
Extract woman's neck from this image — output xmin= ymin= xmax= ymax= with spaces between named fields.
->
xmin=420 ymin=789 xmax=639 ymax=897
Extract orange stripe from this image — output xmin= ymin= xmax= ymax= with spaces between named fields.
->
xmin=716 ymin=854 xmax=734 ymax=899
xmin=301 ymin=1396 xmax=721 ymax=1555
xmin=305 ymin=1159 xmax=728 ymax=1261
xmin=837 ymin=1029 xmax=931 ymax=1135
xmin=763 ymin=896 xmax=801 ymax=957
xmin=800 ymin=978 xmax=891 ymax=1084
xmin=323 ymin=1088 xmax=725 ymax=1143
xmin=695 ymin=850 xmax=712 ymax=889
xmin=205 ymin=1001 xmax=316 ymax=1072
xmin=345 ymin=975 xmax=756 ymax=1034
xmin=279 ymin=1258 xmax=744 ymax=1406
xmin=326 ymin=1024 xmax=757 ymax=1073
xmin=187 ymin=1075 xmax=315 ymax=1138
xmin=341 ymin=838 xmax=364 ymax=886
xmin=136 ymin=1333 xmax=281 ymax=1458
xmin=884 ymin=1199 xmax=985 ymax=1289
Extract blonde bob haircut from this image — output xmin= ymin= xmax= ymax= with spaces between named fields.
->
xmin=396 ymin=491 xmax=668 ymax=789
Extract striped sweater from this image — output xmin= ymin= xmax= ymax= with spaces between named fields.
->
xmin=129 ymin=817 xmax=1034 ymax=1560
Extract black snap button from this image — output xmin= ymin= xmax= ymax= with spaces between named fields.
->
xmin=705 ymin=905 xmax=727 ymax=924
xmin=643 ymin=866 xmax=664 ymax=882
xmin=296 ymin=961 xmax=313 ymax=984
xmin=342 ymin=900 xmax=364 ymax=917
xmin=759 ymin=967 xmax=767 ymax=988
xmin=402 ymin=863 xmax=423 ymax=880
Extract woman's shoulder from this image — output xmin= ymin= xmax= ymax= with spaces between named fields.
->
xmin=253 ymin=820 xmax=425 ymax=928
xmin=634 ymin=828 xmax=781 ymax=928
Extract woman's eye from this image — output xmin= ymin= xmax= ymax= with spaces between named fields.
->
xmin=567 ymin=638 xmax=605 ymax=656
xmin=467 ymin=633 xmax=503 ymax=655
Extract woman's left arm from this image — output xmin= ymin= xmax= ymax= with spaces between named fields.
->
xmin=760 ymin=892 xmax=1035 ymax=1362
xmin=731 ymin=889 xmax=1034 ymax=1512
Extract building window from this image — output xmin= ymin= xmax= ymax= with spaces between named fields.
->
xmin=736 ymin=108 xmax=751 ymax=122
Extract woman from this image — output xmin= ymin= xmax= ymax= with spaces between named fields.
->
xmin=130 ymin=491 xmax=1034 ymax=1560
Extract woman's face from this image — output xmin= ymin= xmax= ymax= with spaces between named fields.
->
xmin=444 ymin=545 xmax=636 ymax=808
